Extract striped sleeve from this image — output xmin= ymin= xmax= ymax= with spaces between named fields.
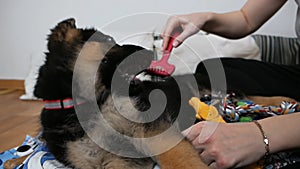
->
xmin=252 ymin=34 xmax=300 ymax=65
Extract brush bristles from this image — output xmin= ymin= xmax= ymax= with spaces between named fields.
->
xmin=148 ymin=67 xmax=170 ymax=76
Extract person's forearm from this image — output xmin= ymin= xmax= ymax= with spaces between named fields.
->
xmin=259 ymin=113 xmax=300 ymax=154
xmin=202 ymin=0 xmax=286 ymax=39
xmin=201 ymin=11 xmax=257 ymax=39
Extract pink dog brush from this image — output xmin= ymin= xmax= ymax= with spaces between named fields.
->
xmin=148 ymin=32 xmax=180 ymax=76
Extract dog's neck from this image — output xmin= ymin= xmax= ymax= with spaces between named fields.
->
xmin=43 ymin=89 xmax=111 ymax=110
xmin=43 ymin=98 xmax=75 ymax=110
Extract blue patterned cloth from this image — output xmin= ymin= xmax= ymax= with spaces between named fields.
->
xmin=0 ymin=135 xmax=39 ymax=169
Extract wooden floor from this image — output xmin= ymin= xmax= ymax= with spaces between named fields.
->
xmin=0 ymin=89 xmax=43 ymax=152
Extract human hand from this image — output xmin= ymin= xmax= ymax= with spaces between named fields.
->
xmin=161 ymin=13 xmax=208 ymax=50
xmin=182 ymin=121 xmax=266 ymax=169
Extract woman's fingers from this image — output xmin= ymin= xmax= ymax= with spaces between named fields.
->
xmin=182 ymin=122 xmax=206 ymax=141
xmin=200 ymin=150 xmax=215 ymax=166
xmin=161 ymin=15 xmax=181 ymax=50
xmin=208 ymin=162 xmax=218 ymax=169
xmin=162 ymin=14 xmax=201 ymax=50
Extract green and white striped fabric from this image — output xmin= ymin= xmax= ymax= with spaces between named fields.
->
xmin=252 ymin=34 xmax=300 ymax=65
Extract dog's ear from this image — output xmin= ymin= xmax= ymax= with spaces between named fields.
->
xmin=47 ymin=18 xmax=81 ymax=51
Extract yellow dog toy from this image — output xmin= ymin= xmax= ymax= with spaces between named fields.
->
xmin=188 ymin=97 xmax=225 ymax=123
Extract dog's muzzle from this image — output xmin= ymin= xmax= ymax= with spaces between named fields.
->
xmin=134 ymin=71 xmax=166 ymax=83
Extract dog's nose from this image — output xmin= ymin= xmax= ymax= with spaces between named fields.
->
xmin=129 ymin=78 xmax=145 ymax=96
xmin=60 ymin=18 xmax=76 ymax=28
xmin=67 ymin=18 xmax=76 ymax=27
xmin=130 ymin=78 xmax=142 ymax=86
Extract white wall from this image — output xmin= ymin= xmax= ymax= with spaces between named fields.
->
xmin=0 ymin=0 xmax=297 ymax=79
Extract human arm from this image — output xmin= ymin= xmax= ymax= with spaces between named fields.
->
xmin=182 ymin=113 xmax=300 ymax=169
xmin=259 ymin=112 xmax=300 ymax=154
xmin=162 ymin=0 xmax=287 ymax=50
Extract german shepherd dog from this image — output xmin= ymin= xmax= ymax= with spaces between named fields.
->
xmin=34 ymin=18 xmax=209 ymax=169
xmin=33 ymin=18 xmax=298 ymax=169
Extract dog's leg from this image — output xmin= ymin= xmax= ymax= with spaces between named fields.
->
xmin=247 ymin=96 xmax=297 ymax=106
xmin=140 ymin=124 xmax=208 ymax=169
xmin=101 ymin=156 xmax=154 ymax=169
xmin=156 ymin=139 xmax=209 ymax=169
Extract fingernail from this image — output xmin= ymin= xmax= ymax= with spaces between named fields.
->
xmin=173 ymin=40 xmax=179 ymax=47
xmin=181 ymin=126 xmax=193 ymax=136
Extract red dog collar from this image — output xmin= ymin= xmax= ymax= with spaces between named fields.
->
xmin=43 ymin=98 xmax=74 ymax=110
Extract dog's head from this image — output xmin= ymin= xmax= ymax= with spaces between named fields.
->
xmin=34 ymin=18 xmax=153 ymax=102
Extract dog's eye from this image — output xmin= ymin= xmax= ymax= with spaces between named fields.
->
xmin=102 ymin=58 xmax=108 ymax=64
xmin=107 ymin=37 xmax=113 ymax=42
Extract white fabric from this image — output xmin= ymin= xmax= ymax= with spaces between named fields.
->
xmin=27 ymin=151 xmax=47 ymax=169
xmin=19 ymin=53 xmax=45 ymax=100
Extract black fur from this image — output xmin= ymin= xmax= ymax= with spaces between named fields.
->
xmin=35 ymin=18 xmax=252 ymax=169
xmin=34 ymin=18 xmax=159 ymax=168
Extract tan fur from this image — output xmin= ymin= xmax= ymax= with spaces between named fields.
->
xmin=65 ymin=29 xmax=81 ymax=42
xmin=73 ymin=42 xmax=108 ymax=101
xmin=157 ymin=140 xmax=208 ymax=169
xmin=79 ymin=42 xmax=107 ymax=61
xmin=66 ymin=137 xmax=106 ymax=169
xmin=136 ymin=120 xmax=209 ymax=169
xmin=67 ymin=137 xmax=154 ymax=169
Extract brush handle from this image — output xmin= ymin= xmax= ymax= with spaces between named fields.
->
xmin=161 ymin=32 xmax=180 ymax=62
xmin=165 ymin=32 xmax=180 ymax=53
xmin=160 ymin=52 xmax=171 ymax=63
